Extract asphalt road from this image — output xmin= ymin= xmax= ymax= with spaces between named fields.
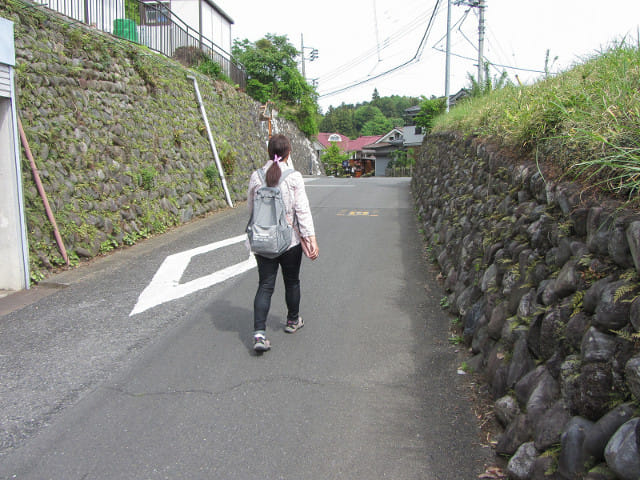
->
xmin=0 ymin=176 xmax=491 ymax=479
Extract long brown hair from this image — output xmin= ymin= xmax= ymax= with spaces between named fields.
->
xmin=266 ymin=134 xmax=291 ymax=187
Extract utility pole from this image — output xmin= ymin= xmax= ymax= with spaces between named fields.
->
xmin=452 ymin=1 xmax=486 ymax=91
xmin=445 ymin=0 xmax=452 ymax=112
xmin=477 ymin=0 xmax=485 ymax=86
xmin=301 ymin=33 xmax=306 ymax=79
xmin=300 ymin=34 xmax=318 ymax=81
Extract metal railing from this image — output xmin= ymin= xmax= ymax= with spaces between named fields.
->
xmin=29 ymin=0 xmax=246 ymax=89
xmin=385 ymin=166 xmax=414 ymax=177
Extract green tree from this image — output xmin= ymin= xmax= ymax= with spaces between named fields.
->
xmin=331 ymin=105 xmax=357 ymax=138
xmin=232 ymin=34 xmax=319 ymax=136
xmin=322 ymin=142 xmax=350 ymax=176
xmin=354 ymin=105 xmax=383 ymax=132
xmin=415 ymin=96 xmax=446 ymax=132
xmin=319 ymin=94 xmax=419 ymax=137
xmin=361 ymin=112 xmax=393 ymax=136
xmin=319 ymin=105 xmax=336 ymax=132
xmin=371 ymin=88 xmax=380 ymax=105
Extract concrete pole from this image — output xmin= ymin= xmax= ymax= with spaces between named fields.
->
xmin=477 ymin=0 xmax=485 ymax=86
xmin=301 ymin=33 xmax=306 ymax=79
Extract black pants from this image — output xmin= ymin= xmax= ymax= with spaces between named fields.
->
xmin=253 ymin=244 xmax=303 ymax=332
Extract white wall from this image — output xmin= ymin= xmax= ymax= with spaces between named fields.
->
xmin=171 ymin=0 xmax=198 ymax=33
xmin=0 ymin=97 xmax=28 ymax=290
xmin=171 ymin=0 xmax=231 ymax=55
xmin=0 ymin=18 xmax=28 ymax=290
xmin=201 ymin=5 xmax=230 ymax=53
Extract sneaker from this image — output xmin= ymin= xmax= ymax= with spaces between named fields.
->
xmin=284 ymin=316 xmax=304 ymax=333
xmin=253 ymin=333 xmax=271 ymax=352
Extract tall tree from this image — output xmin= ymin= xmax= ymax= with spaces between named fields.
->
xmin=354 ymin=105 xmax=383 ymax=132
xmin=360 ymin=112 xmax=393 ymax=136
xmin=232 ymin=34 xmax=319 ymax=136
xmin=371 ymin=88 xmax=380 ymax=105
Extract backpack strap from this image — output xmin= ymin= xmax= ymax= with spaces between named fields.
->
xmin=278 ymin=168 xmax=294 ymax=186
xmin=256 ymin=167 xmax=294 ymax=187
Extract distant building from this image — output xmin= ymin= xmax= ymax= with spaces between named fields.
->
xmin=315 ymin=133 xmax=383 ymax=176
xmin=363 ymin=128 xmax=405 ymax=177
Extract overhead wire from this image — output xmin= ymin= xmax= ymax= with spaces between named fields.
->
xmin=431 ymin=6 xmax=546 ymax=77
xmin=317 ymin=8 xmax=436 ymax=84
xmin=318 ymin=0 xmax=443 ymax=98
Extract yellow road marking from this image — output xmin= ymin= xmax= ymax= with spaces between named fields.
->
xmin=337 ymin=210 xmax=379 ymax=217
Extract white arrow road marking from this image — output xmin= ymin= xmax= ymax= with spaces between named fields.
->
xmin=130 ymin=234 xmax=256 ymax=316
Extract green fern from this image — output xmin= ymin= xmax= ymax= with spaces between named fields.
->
xmin=578 ymin=254 xmax=593 ymax=268
xmin=620 ymin=269 xmax=638 ymax=282
xmin=571 ymin=290 xmax=585 ymax=317
xmin=614 ymin=283 xmax=637 ymax=302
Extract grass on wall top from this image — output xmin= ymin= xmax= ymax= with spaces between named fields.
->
xmin=433 ymin=40 xmax=640 ymax=199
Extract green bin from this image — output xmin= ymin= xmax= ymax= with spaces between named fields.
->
xmin=113 ymin=18 xmax=138 ymax=43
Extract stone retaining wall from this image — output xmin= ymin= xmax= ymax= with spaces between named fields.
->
xmin=412 ymin=132 xmax=640 ymax=480
xmin=1 ymin=2 xmax=318 ymax=281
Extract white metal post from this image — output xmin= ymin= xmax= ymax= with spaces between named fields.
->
xmin=445 ymin=0 xmax=452 ymax=112
xmin=187 ymin=75 xmax=234 ymax=208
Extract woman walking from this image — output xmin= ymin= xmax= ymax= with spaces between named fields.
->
xmin=247 ymin=134 xmax=319 ymax=352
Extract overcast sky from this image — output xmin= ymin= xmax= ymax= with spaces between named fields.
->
xmin=215 ymin=0 xmax=640 ymax=113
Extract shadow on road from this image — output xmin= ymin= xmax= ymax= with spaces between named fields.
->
xmin=205 ymin=298 xmax=286 ymax=357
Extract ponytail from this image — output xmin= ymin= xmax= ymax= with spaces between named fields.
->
xmin=266 ymin=134 xmax=291 ymax=187
xmin=266 ymin=160 xmax=282 ymax=187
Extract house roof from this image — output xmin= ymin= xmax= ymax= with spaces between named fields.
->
xmin=375 ymin=128 xmax=404 ymax=144
xmin=316 ymin=132 xmax=349 ymax=147
xmin=347 ymin=136 xmax=384 ymax=151
xmin=316 ymin=133 xmax=383 ymax=152
xmin=363 ymin=141 xmax=391 ymax=149
xmin=363 ymin=125 xmax=425 ymax=149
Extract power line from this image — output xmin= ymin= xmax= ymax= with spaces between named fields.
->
xmin=317 ymin=8 xmax=435 ymax=84
xmin=432 ymin=7 xmax=546 ymax=77
xmin=318 ymin=0 xmax=442 ymax=98
xmin=431 ymin=46 xmax=546 ymax=74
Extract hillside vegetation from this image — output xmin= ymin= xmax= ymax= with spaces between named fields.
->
xmin=433 ymin=41 xmax=640 ymax=200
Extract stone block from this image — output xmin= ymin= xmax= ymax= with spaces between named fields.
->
xmin=604 ymin=418 xmax=640 ymax=480
xmin=558 ymin=416 xmax=595 ymax=480
xmin=625 ymin=220 xmax=640 ymax=272
xmin=584 ymin=403 xmax=636 ymax=462
xmin=507 ymin=442 xmax=539 ymax=480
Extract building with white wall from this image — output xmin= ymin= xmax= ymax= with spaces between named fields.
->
xmin=0 ymin=17 xmax=30 ymax=291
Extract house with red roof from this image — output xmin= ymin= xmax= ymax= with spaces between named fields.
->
xmin=315 ymin=133 xmax=383 ymax=176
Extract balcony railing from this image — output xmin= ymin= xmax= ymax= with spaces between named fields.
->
xmin=29 ymin=0 xmax=246 ymax=89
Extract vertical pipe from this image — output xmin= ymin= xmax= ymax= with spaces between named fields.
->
xmin=300 ymin=33 xmax=306 ymax=79
xmin=187 ymin=75 xmax=234 ymax=208
xmin=445 ymin=0 xmax=451 ymax=112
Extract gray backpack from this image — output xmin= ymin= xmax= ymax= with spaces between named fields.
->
xmin=246 ymin=168 xmax=294 ymax=258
